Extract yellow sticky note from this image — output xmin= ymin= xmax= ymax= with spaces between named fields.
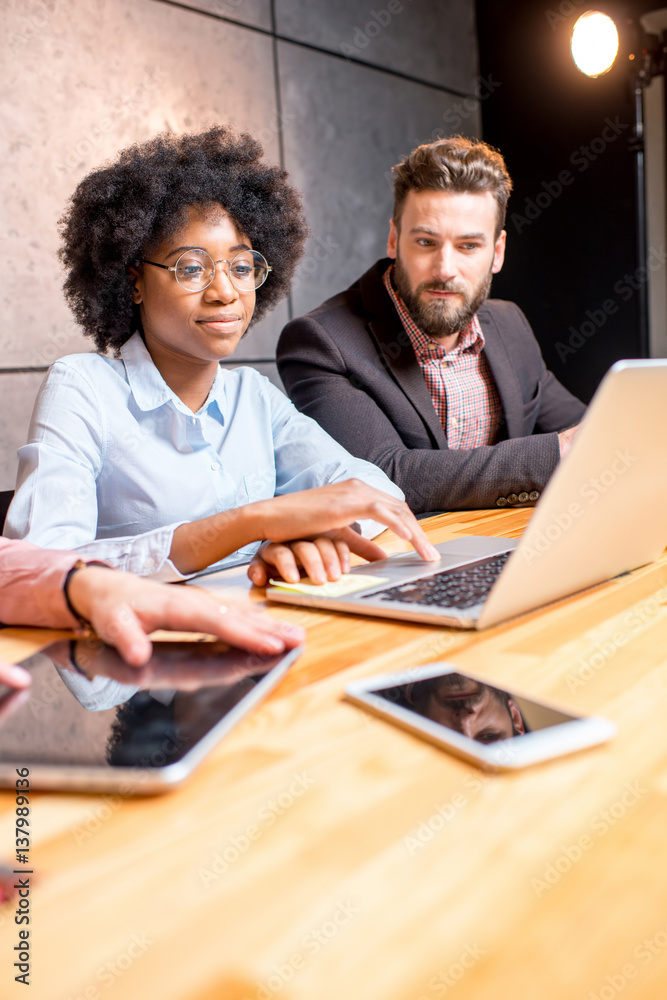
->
xmin=268 ymin=574 xmax=389 ymax=598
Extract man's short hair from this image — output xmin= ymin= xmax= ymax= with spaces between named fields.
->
xmin=392 ymin=136 xmax=513 ymax=238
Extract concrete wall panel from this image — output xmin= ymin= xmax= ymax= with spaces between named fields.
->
xmin=275 ymin=0 xmax=479 ymax=93
xmin=279 ymin=42 xmax=482 ymax=316
xmin=164 ymin=0 xmax=272 ymax=31
xmin=0 ymin=373 xmax=47 ymax=491
xmin=2 ymin=0 xmax=279 ymax=370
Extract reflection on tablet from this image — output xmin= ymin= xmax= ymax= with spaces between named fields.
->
xmin=0 ymin=640 xmax=301 ymax=790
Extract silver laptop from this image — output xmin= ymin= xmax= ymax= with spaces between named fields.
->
xmin=268 ymin=359 xmax=667 ymax=629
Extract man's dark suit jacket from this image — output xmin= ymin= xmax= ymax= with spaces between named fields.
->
xmin=277 ymin=259 xmax=586 ymax=513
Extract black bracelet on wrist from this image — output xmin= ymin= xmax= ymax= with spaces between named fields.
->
xmin=63 ymin=559 xmax=110 ymax=633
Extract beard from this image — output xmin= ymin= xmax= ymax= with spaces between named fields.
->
xmin=393 ymin=257 xmax=493 ymax=340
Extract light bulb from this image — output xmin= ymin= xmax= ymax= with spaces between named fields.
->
xmin=571 ymin=11 xmax=619 ymax=78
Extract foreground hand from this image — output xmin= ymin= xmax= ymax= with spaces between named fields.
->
xmin=0 ymin=664 xmax=31 ymax=730
xmin=248 ymin=526 xmax=390 ymax=587
xmin=67 ymin=568 xmax=305 ymax=667
xmin=0 ymin=662 xmax=31 ymax=691
xmin=0 ymin=865 xmax=20 ymax=903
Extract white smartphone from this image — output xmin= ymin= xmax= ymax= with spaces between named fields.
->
xmin=345 ymin=662 xmax=616 ymax=770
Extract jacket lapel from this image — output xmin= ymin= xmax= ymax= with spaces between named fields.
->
xmin=477 ymin=302 xmax=524 ymax=439
xmin=361 ymin=262 xmax=448 ymax=449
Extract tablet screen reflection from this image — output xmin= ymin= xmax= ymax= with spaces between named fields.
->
xmin=0 ymin=641 xmax=286 ymax=771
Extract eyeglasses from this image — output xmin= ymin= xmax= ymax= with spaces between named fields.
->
xmin=141 ymin=248 xmax=272 ymax=292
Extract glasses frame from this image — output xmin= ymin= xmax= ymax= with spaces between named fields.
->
xmin=141 ymin=248 xmax=272 ymax=292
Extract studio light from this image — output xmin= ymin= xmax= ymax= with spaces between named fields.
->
xmin=569 ymin=10 xmax=666 ymax=358
xmin=571 ymin=11 xmax=619 ymax=78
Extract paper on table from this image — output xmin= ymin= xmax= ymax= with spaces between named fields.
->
xmin=268 ymin=574 xmax=389 ymax=598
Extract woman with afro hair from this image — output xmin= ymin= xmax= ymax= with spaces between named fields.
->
xmin=6 ymin=126 xmax=437 ymax=584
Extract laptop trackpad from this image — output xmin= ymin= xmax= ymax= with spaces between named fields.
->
xmin=350 ymin=535 xmax=518 ymax=585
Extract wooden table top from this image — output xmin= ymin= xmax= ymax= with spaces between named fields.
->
xmin=2 ymin=508 xmax=667 ymax=1000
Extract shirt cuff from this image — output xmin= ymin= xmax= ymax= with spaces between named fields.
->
xmin=357 ymin=518 xmax=390 ymax=540
xmin=70 ymin=522 xmax=188 ymax=580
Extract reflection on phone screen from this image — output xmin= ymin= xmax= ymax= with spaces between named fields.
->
xmin=374 ymin=672 xmax=575 ymax=744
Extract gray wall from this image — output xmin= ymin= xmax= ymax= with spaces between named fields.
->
xmin=1 ymin=0 xmax=481 ymax=490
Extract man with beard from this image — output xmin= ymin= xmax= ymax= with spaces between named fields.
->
xmin=277 ymin=137 xmax=585 ymax=513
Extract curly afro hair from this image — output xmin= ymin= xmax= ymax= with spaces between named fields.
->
xmin=59 ymin=125 xmax=309 ymax=352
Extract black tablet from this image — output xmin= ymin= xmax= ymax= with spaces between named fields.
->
xmin=0 ymin=638 xmax=302 ymax=793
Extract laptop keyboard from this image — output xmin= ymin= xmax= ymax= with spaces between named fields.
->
xmin=366 ymin=550 xmax=513 ymax=610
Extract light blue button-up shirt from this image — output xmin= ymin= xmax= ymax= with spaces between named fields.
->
xmin=5 ymin=332 xmax=404 ymax=581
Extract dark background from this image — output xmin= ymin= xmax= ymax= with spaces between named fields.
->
xmin=475 ymin=0 xmax=666 ymax=402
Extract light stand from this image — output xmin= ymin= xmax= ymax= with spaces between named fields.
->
xmin=572 ymin=12 xmax=666 ymax=358
xmin=626 ymin=22 xmax=665 ymax=357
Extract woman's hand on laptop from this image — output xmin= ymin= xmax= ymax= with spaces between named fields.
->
xmin=247 ymin=480 xmax=439 ymax=587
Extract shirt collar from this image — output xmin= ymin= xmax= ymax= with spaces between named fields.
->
xmin=120 ymin=331 xmax=225 ymax=417
xmin=383 ymin=264 xmax=485 ymax=359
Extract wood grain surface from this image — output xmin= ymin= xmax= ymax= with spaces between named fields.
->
xmin=1 ymin=509 xmax=666 ymax=1000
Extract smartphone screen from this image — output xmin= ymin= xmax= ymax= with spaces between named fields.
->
xmin=346 ymin=662 xmax=616 ymax=769
xmin=371 ymin=670 xmax=575 ymax=746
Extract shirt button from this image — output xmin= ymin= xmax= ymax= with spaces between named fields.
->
xmin=451 ymin=417 xmax=458 ymax=427
xmin=211 ymin=462 xmax=220 ymax=471
xmin=507 ymin=494 xmax=519 ymax=505
xmin=144 ymin=557 xmax=155 ymax=569
xmin=496 ymin=497 xmax=508 ymax=507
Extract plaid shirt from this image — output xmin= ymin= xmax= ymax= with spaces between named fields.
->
xmin=383 ymin=266 xmax=502 ymax=449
